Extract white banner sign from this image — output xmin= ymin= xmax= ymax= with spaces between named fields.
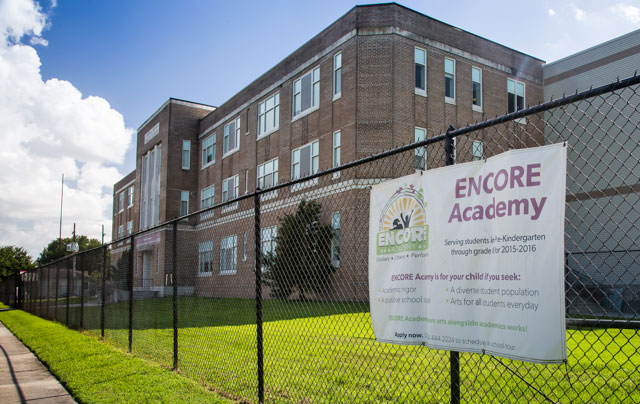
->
xmin=369 ymin=143 xmax=567 ymax=364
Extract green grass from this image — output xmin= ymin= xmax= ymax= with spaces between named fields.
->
xmin=8 ymin=297 xmax=640 ymax=403
xmin=0 ymin=308 xmax=235 ymax=404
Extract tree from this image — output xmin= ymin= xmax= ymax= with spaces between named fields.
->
xmin=36 ymin=236 xmax=101 ymax=266
xmin=0 ymin=246 xmax=35 ymax=280
xmin=263 ymin=200 xmax=336 ymax=300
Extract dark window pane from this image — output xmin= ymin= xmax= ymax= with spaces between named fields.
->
xmin=301 ymin=74 xmax=312 ymax=111
xmin=415 ymin=64 xmax=425 ymax=90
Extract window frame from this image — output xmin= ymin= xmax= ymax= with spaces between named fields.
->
xmin=292 ymin=66 xmax=320 ymax=120
xmin=127 ymin=186 xmax=134 ymax=208
xmin=223 ymin=117 xmax=241 ymax=158
xmin=257 ymin=158 xmax=278 ymax=190
xmin=118 ymin=192 xmax=125 ymax=213
xmin=444 ymin=57 xmax=456 ymax=104
xmin=118 ymin=224 xmax=124 ymax=239
xmin=507 ymin=78 xmax=526 ymax=113
xmin=414 ymin=47 xmax=427 ymax=96
xmin=472 ymin=140 xmax=484 ymax=161
xmin=257 ymin=93 xmax=280 ymax=139
xmin=333 ymin=52 xmax=342 ymax=100
xmin=222 ymin=174 xmax=239 ymax=203
xmin=331 ymin=212 xmax=340 ymax=268
xmin=472 ymin=66 xmax=482 ymax=112
xmin=200 ymin=185 xmax=214 ymax=219
xmin=414 ymin=127 xmax=427 ymax=170
xmin=261 ymin=225 xmax=277 ymax=272
xmin=201 ymin=133 xmax=216 ymax=169
xmin=126 ymin=221 xmax=133 ymax=236
xmin=291 ymin=140 xmax=320 ymax=180
xmin=182 ymin=140 xmax=191 ymax=170
xmin=220 ymin=235 xmax=238 ymax=275
xmin=180 ymin=190 xmax=189 ymax=217
xmin=198 ymin=241 xmax=213 ymax=277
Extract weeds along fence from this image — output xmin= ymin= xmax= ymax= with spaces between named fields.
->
xmin=4 ymin=75 xmax=640 ymax=404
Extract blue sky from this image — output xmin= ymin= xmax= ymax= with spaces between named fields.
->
xmin=1 ymin=0 xmax=639 ymax=255
xmin=37 ymin=0 xmax=640 ymax=173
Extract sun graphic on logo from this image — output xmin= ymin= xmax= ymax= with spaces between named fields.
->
xmin=378 ymin=185 xmax=426 ymax=232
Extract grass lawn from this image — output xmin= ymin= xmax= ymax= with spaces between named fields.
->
xmin=11 ymin=297 xmax=640 ymax=403
xmin=0 ymin=306 xmax=235 ymax=404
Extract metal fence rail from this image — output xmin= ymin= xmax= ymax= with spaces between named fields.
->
xmin=3 ymin=75 xmax=640 ymax=403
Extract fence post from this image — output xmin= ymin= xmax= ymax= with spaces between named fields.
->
xmin=254 ymin=190 xmax=264 ymax=404
xmin=80 ymin=254 xmax=85 ymax=330
xmin=55 ymin=263 xmax=59 ymax=321
xmin=128 ymin=235 xmax=134 ymax=353
xmin=445 ymin=125 xmax=461 ymax=404
xmin=172 ymin=221 xmax=178 ymax=370
xmin=101 ymin=245 xmax=106 ymax=339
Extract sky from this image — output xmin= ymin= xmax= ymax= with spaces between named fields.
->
xmin=1 ymin=0 xmax=640 ymax=257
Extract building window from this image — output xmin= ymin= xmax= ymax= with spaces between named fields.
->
xmin=118 ymin=192 xmax=125 ymax=212
xmin=258 ymin=93 xmax=279 ymax=138
xmin=472 ymin=67 xmax=482 ymax=111
xmin=293 ymin=67 xmax=320 ymax=118
xmin=222 ymin=175 xmax=239 ymax=203
xmin=156 ymin=249 xmax=160 ymax=275
xmin=472 ymin=140 xmax=484 ymax=160
xmin=140 ymin=144 xmax=161 ymax=230
xmin=202 ymin=133 xmax=215 ymax=168
xmin=180 ymin=191 xmax=189 ymax=217
xmin=118 ymin=224 xmax=124 ymax=239
xmin=127 ymin=186 xmax=134 ymax=208
xmin=199 ymin=241 xmax=213 ymax=276
xmin=508 ymin=79 xmax=525 ymax=113
xmin=331 ymin=212 xmax=340 ymax=268
xmin=223 ymin=117 xmax=241 ymax=157
xmin=257 ymin=158 xmax=278 ymax=189
xmin=220 ymin=235 xmax=238 ymax=274
xmin=333 ymin=131 xmax=341 ymax=168
xmin=245 ymin=170 xmax=249 ymax=194
xmin=126 ymin=221 xmax=133 ymax=236
xmin=333 ymin=52 xmax=342 ymax=99
xmin=291 ymin=140 xmax=319 ymax=180
xmin=182 ymin=140 xmax=191 ymax=170
xmin=243 ymin=232 xmax=247 ymax=262
xmin=415 ymin=47 xmax=426 ymax=95
xmin=445 ymin=57 xmax=455 ymax=102
xmin=261 ymin=226 xmax=277 ymax=271
xmin=201 ymin=185 xmax=214 ymax=219
xmin=415 ymin=127 xmax=426 ymax=170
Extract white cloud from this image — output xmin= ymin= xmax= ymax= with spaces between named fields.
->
xmin=573 ymin=6 xmax=586 ymax=21
xmin=548 ymin=9 xmax=556 ymax=16
xmin=0 ymin=0 xmax=133 ymax=257
xmin=611 ymin=3 xmax=640 ymax=25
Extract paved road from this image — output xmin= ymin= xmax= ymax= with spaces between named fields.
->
xmin=0 ymin=314 xmax=76 ymax=403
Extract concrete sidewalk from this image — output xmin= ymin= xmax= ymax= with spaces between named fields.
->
xmin=0 ymin=313 xmax=76 ymax=403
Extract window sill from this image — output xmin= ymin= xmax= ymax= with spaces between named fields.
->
xmin=333 ymin=93 xmax=341 ymax=101
xmin=256 ymin=127 xmax=279 ymax=141
xmin=415 ymin=89 xmax=427 ymax=97
xmin=290 ymin=177 xmax=319 ymax=192
xmin=332 ymin=171 xmax=341 ymax=180
xmin=197 ymin=272 xmax=213 ymax=278
xmin=220 ymin=270 xmax=237 ymax=276
xmin=201 ymin=160 xmax=215 ymax=170
xmin=222 ymin=148 xmax=239 ymax=160
xmin=472 ymin=105 xmax=483 ymax=113
xmin=291 ymin=105 xmax=319 ymax=123
xmin=445 ymin=97 xmax=456 ymax=105
xmin=221 ymin=202 xmax=238 ymax=213
xmin=200 ymin=211 xmax=214 ymax=220
xmin=515 ymin=117 xmax=527 ymax=125
xmin=260 ymin=190 xmax=278 ymax=201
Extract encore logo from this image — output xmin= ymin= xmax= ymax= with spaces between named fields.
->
xmin=376 ymin=184 xmax=429 ymax=255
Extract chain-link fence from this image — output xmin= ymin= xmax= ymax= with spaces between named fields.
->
xmin=3 ymin=76 xmax=640 ymax=403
